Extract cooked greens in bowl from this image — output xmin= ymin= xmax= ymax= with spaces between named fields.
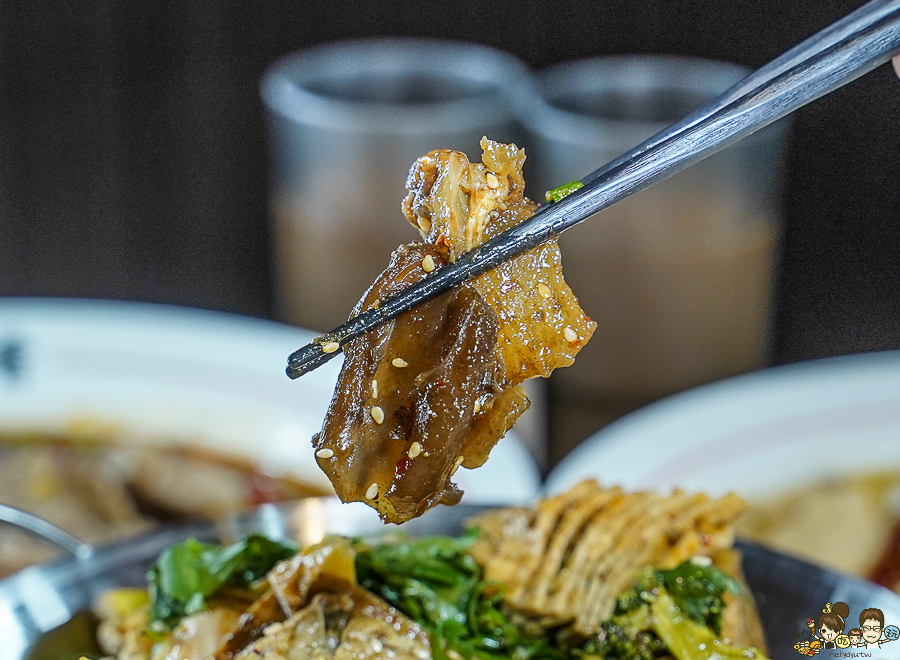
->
xmin=80 ymin=482 xmax=770 ymax=660
xmin=9 ymin=483 xmax=900 ymax=660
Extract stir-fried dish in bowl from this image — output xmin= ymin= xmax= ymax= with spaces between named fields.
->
xmin=3 ymin=137 xmax=865 ymax=660
xmin=0 ymin=432 xmax=326 ymax=578
xmin=0 ymin=299 xmax=342 ymax=576
xmin=737 ymin=468 xmax=900 ymax=593
xmin=86 ymin=481 xmax=769 ymax=660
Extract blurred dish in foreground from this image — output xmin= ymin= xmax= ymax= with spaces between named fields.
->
xmin=6 ymin=491 xmax=900 ymax=660
xmin=546 ymin=351 xmax=900 ymax=590
xmin=0 ymin=435 xmax=324 ymax=577
xmin=0 ymin=299 xmax=540 ymax=573
xmin=30 ymin=482 xmax=771 ymax=660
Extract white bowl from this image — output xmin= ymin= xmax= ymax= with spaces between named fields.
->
xmin=546 ymin=350 xmax=900 ymax=499
xmin=0 ymin=298 xmax=540 ymax=504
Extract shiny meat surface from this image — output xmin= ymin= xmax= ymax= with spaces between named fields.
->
xmin=316 ymin=138 xmax=594 ymax=523
xmin=232 ymin=590 xmax=431 ymax=660
xmin=216 ymin=537 xmax=429 ymax=660
xmin=404 ymin=138 xmax=595 ymax=382
xmin=314 ymin=244 xmax=527 ymax=523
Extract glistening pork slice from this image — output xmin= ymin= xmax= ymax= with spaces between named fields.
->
xmin=314 ymin=138 xmax=596 ymax=523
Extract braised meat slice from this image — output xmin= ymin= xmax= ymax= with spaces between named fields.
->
xmin=315 ymin=138 xmax=595 ymax=523
xmin=215 ymin=537 xmax=430 ymax=660
xmin=314 ymin=244 xmax=528 ymax=523
xmin=404 ymin=138 xmax=596 ymax=382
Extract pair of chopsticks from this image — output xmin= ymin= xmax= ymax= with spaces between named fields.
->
xmin=287 ymin=0 xmax=900 ymax=380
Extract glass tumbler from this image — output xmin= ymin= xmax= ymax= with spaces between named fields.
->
xmin=520 ymin=55 xmax=790 ymax=461
xmin=261 ymin=39 xmax=550 ymax=465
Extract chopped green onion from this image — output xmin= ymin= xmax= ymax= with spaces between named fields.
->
xmin=544 ymin=181 xmax=583 ymax=203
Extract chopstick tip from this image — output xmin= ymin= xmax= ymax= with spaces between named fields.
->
xmin=286 ymin=335 xmax=344 ymax=379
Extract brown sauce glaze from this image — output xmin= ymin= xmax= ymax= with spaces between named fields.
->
xmin=315 ymin=139 xmax=594 ymax=523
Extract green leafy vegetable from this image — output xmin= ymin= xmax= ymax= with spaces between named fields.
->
xmin=651 ymin=591 xmax=770 ymax=660
xmin=147 ymin=534 xmax=297 ymax=629
xmin=355 ymin=536 xmax=566 ymax=660
xmin=141 ymin=530 xmax=760 ymax=660
xmin=578 ymin=561 xmax=764 ymax=660
xmin=544 ymin=180 xmax=583 ymax=203
xmin=658 ymin=560 xmax=742 ymax=634
xmin=577 ymin=603 xmax=667 ymax=660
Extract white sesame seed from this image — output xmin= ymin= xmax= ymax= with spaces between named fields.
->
xmin=366 ymin=482 xmax=379 ymax=499
xmin=563 ymin=326 xmax=578 ymax=342
xmin=473 ymin=399 xmax=482 ymax=414
xmin=391 ymin=358 xmax=408 ymax=368
xmin=537 ymin=283 xmax=552 ymax=299
xmin=321 ymin=341 xmax=340 ymax=353
xmin=370 ymin=406 xmax=385 ymax=424
xmin=408 ymin=441 xmax=422 ymax=458
xmin=371 ymin=379 xmax=378 ymax=398
xmin=316 ymin=448 xmax=334 ymax=459
xmin=486 ymin=173 xmax=500 ymax=189
xmin=422 ymin=255 xmax=436 ymax=272
xmin=451 ymin=455 xmax=464 ymax=475
xmin=417 ymin=216 xmax=432 ymax=233
xmin=264 ymin=622 xmax=284 ymax=636
xmin=690 ymin=554 xmax=713 ymax=567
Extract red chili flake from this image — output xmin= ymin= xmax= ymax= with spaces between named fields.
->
xmin=395 ymin=456 xmax=409 ymax=475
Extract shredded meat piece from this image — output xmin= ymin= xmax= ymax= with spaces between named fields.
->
xmin=231 ymin=590 xmax=431 ymax=660
xmin=216 ymin=537 xmax=429 ymax=660
xmin=314 ymin=138 xmax=595 ymax=523
xmin=404 ymin=138 xmax=596 ymax=381
xmin=466 ymin=480 xmax=751 ymax=639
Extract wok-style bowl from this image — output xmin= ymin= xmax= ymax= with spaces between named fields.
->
xmin=3 ymin=497 xmax=900 ymax=659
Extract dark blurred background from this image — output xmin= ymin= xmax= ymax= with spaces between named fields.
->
xmin=1 ymin=0 xmax=898 ymax=428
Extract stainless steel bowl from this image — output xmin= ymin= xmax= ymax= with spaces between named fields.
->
xmin=3 ymin=497 xmax=900 ymax=659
